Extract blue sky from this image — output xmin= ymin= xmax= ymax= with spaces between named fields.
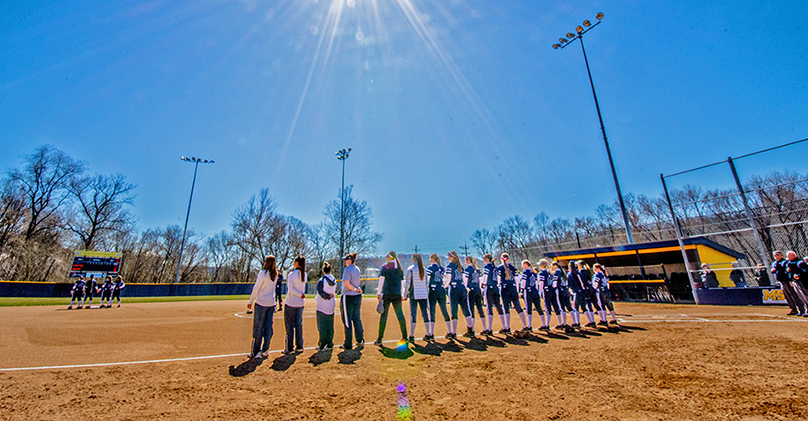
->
xmin=2 ymin=0 xmax=807 ymax=256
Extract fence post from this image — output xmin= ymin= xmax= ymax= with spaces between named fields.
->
xmin=660 ymin=174 xmax=700 ymax=304
xmin=727 ymin=157 xmax=772 ymax=272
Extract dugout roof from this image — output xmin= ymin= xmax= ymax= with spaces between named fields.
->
xmin=543 ymin=236 xmax=746 ymax=268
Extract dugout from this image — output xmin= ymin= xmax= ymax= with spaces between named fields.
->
xmin=543 ymin=237 xmax=746 ymax=303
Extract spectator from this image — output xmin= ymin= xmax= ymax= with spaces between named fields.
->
xmin=785 ymin=251 xmax=808 ymax=318
xmin=772 ymin=251 xmax=804 ymax=316
xmin=700 ymin=264 xmax=719 ymax=288
xmin=754 ymin=263 xmax=770 ymax=287
xmin=729 ymin=262 xmax=747 ymax=287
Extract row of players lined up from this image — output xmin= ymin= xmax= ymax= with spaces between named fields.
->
xmin=68 ymin=275 xmax=125 ymax=309
xmin=245 ymin=251 xmax=620 ymax=359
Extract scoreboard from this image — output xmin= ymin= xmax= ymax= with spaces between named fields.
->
xmin=69 ymin=250 xmax=122 ymax=277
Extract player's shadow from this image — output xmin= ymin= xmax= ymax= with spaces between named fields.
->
xmin=228 ymin=357 xmax=263 ymax=377
xmin=565 ymin=330 xmax=589 ymax=339
xmin=577 ymin=329 xmax=602 ymax=337
xmin=526 ymin=333 xmax=548 ymax=344
xmin=269 ymin=354 xmax=296 ymax=371
xmin=456 ymin=336 xmax=488 ymax=352
xmin=502 ymin=335 xmax=529 ymax=346
xmin=379 ymin=344 xmax=414 ymax=360
xmin=337 ymin=348 xmax=362 ymax=365
xmin=617 ymin=325 xmax=645 ymax=332
xmin=542 ymin=331 xmax=570 ymax=340
xmin=598 ymin=326 xmax=622 ymax=334
xmin=413 ymin=341 xmax=442 ymax=356
xmin=480 ymin=335 xmax=507 ymax=348
xmin=438 ymin=339 xmax=464 ymax=353
xmin=309 ymin=349 xmax=332 ymax=366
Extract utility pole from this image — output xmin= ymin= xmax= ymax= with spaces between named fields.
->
xmin=412 ymin=245 xmax=419 ymax=255
xmin=460 ymin=243 xmax=470 ymax=257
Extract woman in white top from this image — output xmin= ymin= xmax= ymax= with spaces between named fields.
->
xmin=315 ymin=262 xmax=337 ymax=351
xmin=283 ymin=255 xmax=307 ymax=354
xmin=247 ymin=255 xmax=279 ymax=359
xmin=404 ymin=254 xmax=429 ymax=342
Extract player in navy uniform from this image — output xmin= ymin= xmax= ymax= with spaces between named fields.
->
xmin=482 ymin=253 xmax=504 ymax=335
xmin=68 ymin=275 xmax=86 ymax=309
xmin=464 ymin=256 xmax=486 ymax=337
xmin=425 ymin=253 xmax=451 ymax=341
xmin=567 ymin=262 xmax=586 ymax=329
xmin=593 ymin=264 xmax=617 ymax=325
xmin=99 ymin=276 xmax=114 ymax=308
xmin=540 ymin=260 xmax=562 ymax=330
xmin=445 ymin=251 xmax=473 ymax=339
xmin=553 ymin=262 xmax=574 ymax=333
xmin=498 ymin=253 xmax=527 ymax=334
xmin=772 ymin=251 xmax=804 ymax=316
xmin=112 ymin=275 xmax=125 ymax=308
xmin=519 ymin=260 xmax=543 ymax=331
xmin=579 ymin=261 xmax=601 ymax=327
xmin=82 ymin=274 xmax=98 ymax=308
xmin=785 ymin=251 xmax=808 ymax=316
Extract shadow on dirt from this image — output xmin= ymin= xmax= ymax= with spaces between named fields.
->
xmin=413 ymin=341 xmax=442 ymax=356
xmin=309 ymin=349 xmax=332 ymax=366
xmin=379 ymin=344 xmax=414 ymax=360
xmin=270 ymin=353 xmax=296 ymax=371
xmin=337 ymin=348 xmax=362 ymax=365
xmin=228 ymin=357 xmax=263 ymax=377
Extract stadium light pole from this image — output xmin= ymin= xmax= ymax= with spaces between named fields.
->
xmin=174 ymin=156 xmax=214 ymax=286
xmin=553 ymin=13 xmax=634 ymax=244
xmin=336 ymin=148 xmax=351 ymax=279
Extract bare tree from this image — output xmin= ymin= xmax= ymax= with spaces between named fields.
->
xmin=230 ymin=188 xmax=287 ymax=272
xmin=66 ymin=173 xmax=136 ymax=250
xmin=470 ymin=228 xmax=496 ymax=256
xmin=0 ymin=178 xmax=26 ymax=254
xmin=323 ymin=186 xmax=383 ymax=258
xmin=9 ymin=145 xmax=83 ymax=241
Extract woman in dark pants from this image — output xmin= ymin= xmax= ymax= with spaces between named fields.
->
xmin=247 ymin=255 xmax=279 ymax=359
xmin=283 ymin=255 xmax=306 ymax=354
xmin=374 ymin=251 xmax=408 ymax=346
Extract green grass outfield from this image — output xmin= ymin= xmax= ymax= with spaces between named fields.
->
xmin=0 ymin=294 xmax=380 ymax=307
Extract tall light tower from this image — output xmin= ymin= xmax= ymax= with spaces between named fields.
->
xmin=336 ymin=148 xmax=351 ymax=278
xmin=553 ymin=13 xmax=634 ymax=244
xmin=174 ymin=156 xmax=214 ymax=286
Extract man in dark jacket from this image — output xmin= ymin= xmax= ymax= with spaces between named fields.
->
xmin=785 ymin=251 xmax=808 ymax=317
xmin=772 ymin=251 xmax=804 ymax=316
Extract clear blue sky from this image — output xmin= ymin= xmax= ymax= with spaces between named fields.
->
xmin=2 ymin=0 xmax=807 ymax=256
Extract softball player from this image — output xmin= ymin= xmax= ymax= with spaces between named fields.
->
xmin=578 ymin=261 xmax=601 ymax=327
xmin=540 ymin=260 xmax=562 ymax=330
xmin=404 ymin=254 xmax=429 ymax=342
xmin=248 ymin=255 xmax=279 ymax=359
xmin=68 ymin=276 xmax=85 ymax=309
xmin=554 ymin=262 xmax=574 ymax=333
xmin=112 ymin=275 xmax=125 ymax=307
xmin=519 ymin=260 xmax=543 ymax=331
xmin=426 ymin=253 xmax=451 ymax=341
xmin=446 ymin=251 xmax=473 ymax=339
xmin=498 ymin=253 xmax=527 ymax=334
xmin=567 ymin=262 xmax=585 ymax=329
xmin=593 ymin=264 xmax=617 ymax=325
xmin=82 ymin=274 xmax=98 ymax=308
xmin=99 ymin=276 xmax=114 ymax=308
xmin=482 ymin=253 xmax=504 ymax=336
xmin=464 ymin=256 xmax=486 ymax=337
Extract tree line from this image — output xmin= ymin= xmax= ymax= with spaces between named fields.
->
xmin=470 ymin=170 xmax=808 ymax=271
xmin=0 ymin=145 xmax=382 ymax=283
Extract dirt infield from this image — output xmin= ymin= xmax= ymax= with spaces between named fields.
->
xmin=1 ymin=300 xmax=807 ymax=420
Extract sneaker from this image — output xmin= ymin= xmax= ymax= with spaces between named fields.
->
xmin=294 ymin=348 xmax=304 ymax=354
xmin=554 ymin=325 xmax=564 ymax=330
xmin=340 ymin=344 xmax=352 ymax=350
xmin=787 ymin=310 xmax=798 ymax=316
xmin=356 ymin=340 xmax=365 ymax=348
xmin=498 ymin=328 xmax=508 ymax=335
xmin=248 ymin=352 xmax=257 ymax=359
xmin=324 ymin=345 xmax=333 ymax=351
xmin=564 ymin=325 xmax=575 ymax=334
xmin=77 ymin=305 xmax=83 ymax=309
xmin=260 ymin=351 xmax=270 ymax=358
xmin=609 ymin=320 xmax=619 ymax=325
xmin=464 ymin=329 xmax=475 ymax=338
xmin=598 ymin=321 xmax=609 ymax=326
xmin=117 ymin=304 xmax=120 ymax=308
xmin=585 ymin=322 xmax=597 ymax=328
xmin=540 ymin=326 xmax=550 ymax=331
xmin=281 ymin=349 xmax=293 ymax=355
xmin=408 ymin=336 xmax=415 ymax=343
xmin=67 ymin=306 xmax=72 ymax=310
xmin=373 ymin=339 xmax=383 ymax=346
xmin=524 ymin=327 xmax=533 ymax=332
